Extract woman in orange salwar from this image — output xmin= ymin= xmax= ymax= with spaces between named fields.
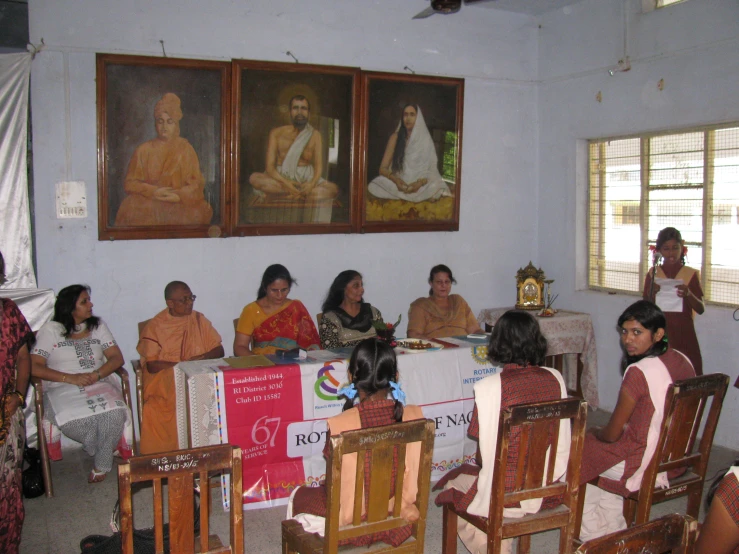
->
xmin=114 ymin=92 xmax=213 ymax=227
xmin=234 ymin=265 xmax=319 ymax=356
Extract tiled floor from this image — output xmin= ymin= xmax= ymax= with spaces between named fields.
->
xmin=21 ymin=409 xmax=738 ymax=553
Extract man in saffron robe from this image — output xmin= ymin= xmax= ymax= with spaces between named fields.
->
xmin=138 ymin=281 xmax=223 ymax=454
xmin=115 ymin=92 xmax=213 ymax=226
xmin=248 ymin=95 xmax=338 ymax=202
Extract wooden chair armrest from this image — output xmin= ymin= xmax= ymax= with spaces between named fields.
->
xmin=114 ymin=366 xmax=129 ymax=380
xmin=113 ymin=365 xmax=137 ymax=455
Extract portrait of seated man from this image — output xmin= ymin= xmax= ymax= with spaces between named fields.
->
xmin=248 ymin=95 xmax=338 ymax=205
xmin=137 ymin=281 xmax=224 ymax=454
xmin=115 ymin=92 xmax=214 ymax=227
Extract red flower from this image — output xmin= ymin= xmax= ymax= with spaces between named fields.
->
xmin=386 ymin=323 xmax=393 ymax=329
xmin=648 ymin=244 xmax=656 ymax=252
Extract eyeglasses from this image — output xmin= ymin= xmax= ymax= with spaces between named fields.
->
xmin=172 ymin=295 xmax=197 ymax=304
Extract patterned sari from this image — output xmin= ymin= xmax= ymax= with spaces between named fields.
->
xmin=0 ymin=298 xmax=33 ymax=554
xmin=251 ymin=300 xmax=320 ymax=355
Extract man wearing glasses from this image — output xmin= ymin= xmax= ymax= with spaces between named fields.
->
xmin=137 ymin=281 xmax=224 ymax=454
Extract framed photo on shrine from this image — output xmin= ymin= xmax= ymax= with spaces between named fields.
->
xmin=96 ymin=54 xmax=231 ymax=240
xmin=359 ymin=72 xmax=464 ymax=233
xmin=231 ymin=60 xmax=360 ymax=236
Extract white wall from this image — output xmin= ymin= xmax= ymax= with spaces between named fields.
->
xmin=538 ymin=0 xmax=739 ymax=448
xmin=29 ymin=0 xmax=737 ymax=449
xmin=27 ymin=0 xmax=539 ymax=399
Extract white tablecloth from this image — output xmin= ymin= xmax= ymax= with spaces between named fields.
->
xmin=174 ymin=338 xmax=494 ymax=509
xmin=477 ymin=308 xmax=599 ymax=408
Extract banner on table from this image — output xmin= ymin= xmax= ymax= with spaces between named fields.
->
xmin=218 ymin=364 xmax=306 ymax=508
xmin=207 ymin=344 xmax=499 ymax=509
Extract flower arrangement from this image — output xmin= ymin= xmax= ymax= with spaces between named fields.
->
xmin=372 ymin=314 xmax=401 ymax=346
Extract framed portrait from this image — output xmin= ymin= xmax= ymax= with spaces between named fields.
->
xmin=359 ymin=72 xmax=464 ymax=233
xmin=96 ymin=54 xmax=231 ymax=240
xmin=232 ymin=60 xmax=360 ymax=236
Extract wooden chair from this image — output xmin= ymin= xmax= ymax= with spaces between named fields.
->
xmin=118 ymin=444 xmax=243 ymax=554
xmin=575 ymin=373 xmax=729 ymax=530
xmin=131 ymin=318 xmax=151 ymax=429
xmin=32 ymin=364 xmax=136 ymax=498
xmin=282 ymin=418 xmax=436 ymax=554
xmin=442 ymin=398 xmax=588 ymax=554
xmin=574 ymin=513 xmax=698 ymax=554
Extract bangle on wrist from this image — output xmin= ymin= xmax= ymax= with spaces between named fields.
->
xmin=94 ymin=369 xmax=102 ymax=381
xmin=14 ymin=390 xmax=26 ymax=409
xmin=61 ymin=374 xmax=67 ymax=383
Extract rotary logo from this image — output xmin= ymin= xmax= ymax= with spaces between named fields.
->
xmin=471 ymin=345 xmax=489 ymax=365
xmin=314 ymin=364 xmax=342 ymax=401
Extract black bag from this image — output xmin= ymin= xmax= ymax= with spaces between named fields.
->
xmin=22 ymin=446 xmax=45 ymax=498
xmin=80 ymin=489 xmax=200 ymax=553
xmin=79 ymin=527 xmax=169 ymax=554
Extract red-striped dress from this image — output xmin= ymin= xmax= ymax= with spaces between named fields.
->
xmin=434 ymin=364 xmax=563 ymax=513
xmin=579 ymin=349 xmax=695 ymax=495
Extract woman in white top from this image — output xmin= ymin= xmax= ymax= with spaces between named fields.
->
xmin=31 ymin=285 xmax=132 ymax=484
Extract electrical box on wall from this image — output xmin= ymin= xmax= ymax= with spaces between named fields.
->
xmin=55 ymin=181 xmax=87 ymax=218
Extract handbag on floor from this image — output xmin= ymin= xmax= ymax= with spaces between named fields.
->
xmin=80 ymin=488 xmax=200 ymax=553
xmin=22 ymin=446 xmax=45 ymax=498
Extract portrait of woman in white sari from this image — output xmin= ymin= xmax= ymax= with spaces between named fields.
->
xmin=368 ymin=104 xmax=452 ymax=203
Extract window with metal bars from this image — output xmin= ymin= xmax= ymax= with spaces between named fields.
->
xmin=588 ymin=123 xmax=739 ymax=306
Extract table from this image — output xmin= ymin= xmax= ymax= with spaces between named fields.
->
xmin=174 ymin=338 xmax=493 ymax=510
xmin=477 ymin=308 xmax=599 ymax=409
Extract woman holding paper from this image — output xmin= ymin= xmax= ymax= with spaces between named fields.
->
xmin=643 ymin=227 xmax=704 ymax=375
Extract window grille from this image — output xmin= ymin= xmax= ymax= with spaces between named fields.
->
xmin=588 ymin=123 xmax=739 ymax=306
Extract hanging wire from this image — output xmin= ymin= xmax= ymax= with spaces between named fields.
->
xmin=285 ymin=51 xmax=299 ymax=63
xmin=159 ymin=40 xmax=167 ymax=57
xmin=403 ymin=65 xmax=416 ymax=74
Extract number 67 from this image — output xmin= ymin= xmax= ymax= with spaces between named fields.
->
xmin=251 ymin=416 xmax=281 ymax=447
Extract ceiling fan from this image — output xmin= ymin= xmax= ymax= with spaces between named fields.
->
xmin=413 ymin=0 xmax=496 ymax=19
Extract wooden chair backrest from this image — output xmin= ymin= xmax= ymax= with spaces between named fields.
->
xmin=324 ymin=418 xmax=435 ymax=552
xmin=488 ymin=398 xmax=587 ymax=547
xmin=118 ymin=444 xmax=243 ymax=554
xmin=575 ymin=513 xmax=698 ymax=554
xmin=637 ymin=373 xmax=729 ymax=506
xmin=138 ymin=319 xmax=151 ymax=337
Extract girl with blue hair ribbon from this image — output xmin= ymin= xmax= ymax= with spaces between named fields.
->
xmin=286 ymin=338 xmax=424 ymax=547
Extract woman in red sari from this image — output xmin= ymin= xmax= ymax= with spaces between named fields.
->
xmin=234 ymin=264 xmax=319 ymax=355
xmin=0 ymin=251 xmax=33 ymax=553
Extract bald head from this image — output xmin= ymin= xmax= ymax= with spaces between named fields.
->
xmin=164 ymin=281 xmax=189 ymax=300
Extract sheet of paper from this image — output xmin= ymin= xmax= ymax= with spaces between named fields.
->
xmin=306 ymin=349 xmax=349 ymax=362
xmin=654 ymin=277 xmax=684 ymax=312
